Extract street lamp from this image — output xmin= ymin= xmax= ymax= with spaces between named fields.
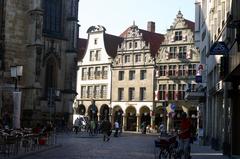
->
xmin=10 ymin=65 xmax=23 ymax=90
xmin=10 ymin=65 xmax=23 ymax=129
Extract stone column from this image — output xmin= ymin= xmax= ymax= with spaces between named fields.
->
xmin=151 ymin=110 xmax=155 ymax=130
xmin=136 ymin=113 xmax=140 ymax=132
xmin=13 ymin=91 xmax=22 ymax=129
xmin=122 ymin=114 xmax=126 ymax=131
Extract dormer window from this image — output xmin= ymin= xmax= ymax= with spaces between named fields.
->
xmin=175 ymin=31 xmax=182 ymax=41
xmin=129 ymin=42 xmax=132 ymax=49
xmin=134 ymin=42 xmax=138 ymax=48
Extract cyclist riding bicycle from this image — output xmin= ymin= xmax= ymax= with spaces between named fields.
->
xmin=179 ymin=112 xmax=192 ymax=159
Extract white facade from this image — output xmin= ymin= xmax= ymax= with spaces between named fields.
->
xmin=76 ymin=25 xmax=115 ymax=121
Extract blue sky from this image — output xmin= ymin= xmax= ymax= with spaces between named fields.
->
xmin=78 ymin=0 xmax=195 ymax=38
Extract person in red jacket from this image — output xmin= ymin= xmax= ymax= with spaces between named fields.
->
xmin=179 ymin=112 xmax=191 ymax=159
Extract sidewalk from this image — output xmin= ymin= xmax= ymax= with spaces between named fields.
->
xmin=191 ymin=142 xmax=229 ymax=159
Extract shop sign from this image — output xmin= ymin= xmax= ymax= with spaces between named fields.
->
xmin=209 ymin=41 xmax=229 ymax=55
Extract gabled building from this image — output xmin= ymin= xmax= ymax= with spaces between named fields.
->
xmin=111 ymin=22 xmax=164 ymax=131
xmin=155 ymin=11 xmax=200 ymax=131
xmin=75 ymin=25 xmax=123 ymax=122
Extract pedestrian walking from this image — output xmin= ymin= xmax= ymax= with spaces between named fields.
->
xmin=100 ymin=119 xmax=112 ymax=142
xmin=179 ymin=112 xmax=192 ymax=159
xmin=141 ymin=121 xmax=147 ymax=134
xmin=74 ymin=117 xmax=80 ymax=134
xmin=114 ymin=121 xmax=119 ymax=137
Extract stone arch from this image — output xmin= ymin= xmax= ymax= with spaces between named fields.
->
xmin=112 ymin=105 xmax=123 ymax=127
xmin=155 ymin=106 xmax=166 ymax=127
xmin=99 ymin=104 xmax=109 ymax=121
xmin=125 ymin=106 xmax=137 ymax=131
xmin=139 ymin=106 xmax=151 ymax=126
xmin=87 ymin=103 xmax=98 ymax=121
xmin=77 ymin=104 xmax=86 ymax=115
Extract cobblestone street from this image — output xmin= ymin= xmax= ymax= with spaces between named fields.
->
xmin=15 ymin=132 xmax=229 ymax=159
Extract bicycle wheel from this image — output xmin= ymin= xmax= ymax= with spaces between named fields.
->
xmin=159 ymin=149 xmax=169 ymax=159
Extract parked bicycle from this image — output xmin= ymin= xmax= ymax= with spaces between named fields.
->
xmin=155 ymin=132 xmax=190 ymax=159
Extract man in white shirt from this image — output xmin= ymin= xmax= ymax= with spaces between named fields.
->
xmin=114 ymin=121 xmax=119 ymax=137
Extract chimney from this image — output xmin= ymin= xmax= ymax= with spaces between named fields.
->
xmin=147 ymin=21 xmax=155 ymax=32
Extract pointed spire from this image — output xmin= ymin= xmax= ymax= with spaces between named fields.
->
xmin=133 ymin=20 xmax=136 ymax=27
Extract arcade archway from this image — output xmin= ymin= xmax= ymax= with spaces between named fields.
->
xmin=125 ymin=106 xmax=137 ymax=131
xmin=100 ymin=104 xmax=110 ymax=121
xmin=139 ymin=106 xmax=151 ymax=126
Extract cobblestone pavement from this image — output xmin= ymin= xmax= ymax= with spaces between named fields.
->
xmin=19 ymin=132 xmax=229 ymax=159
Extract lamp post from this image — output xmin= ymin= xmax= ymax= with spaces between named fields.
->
xmin=10 ymin=65 xmax=23 ymax=129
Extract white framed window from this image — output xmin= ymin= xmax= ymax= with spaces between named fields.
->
xmin=102 ymin=66 xmax=108 ymax=79
xmin=159 ymin=84 xmax=166 ymax=100
xmin=140 ymin=70 xmax=146 ymax=80
xmin=129 ymin=42 xmax=132 ymax=49
xmin=90 ymin=51 xmax=94 ymax=61
xmin=178 ymin=65 xmax=186 ymax=76
xmin=118 ymin=71 xmax=124 ymax=80
xmin=179 ymin=46 xmax=187 ymax=59
xmin=88 ymin=86 xmax=93 ymax=98
xmin=82 ymin=68 xmax=87 ymax=80
xmin=118 ymin=88 xmax=124 ymax=101
xmin=135 ymin=54 xmax=141 ymax=62
xmin=95 ymin=85 xmax=100 ymax=98
xmin=178 ymin=84 xmax=186 ymax=100
xmin=129 ymin=70 xmax=135 ymax=80
xmin=124 ymin=55 xmax=130 ymax=63
xmin=101 ymin=85 xmax=107 ymax=98
xmin=140 ymin=87 xmax=146 ymax=100
xmin=96 ymin=50 xmax=101 ymax=61
xmin=175 ymin=31 xmax=182 ymax=41
xmin=159 ymin=65 xmax=167 ymax=76
xmin=168 ymin=84 xmax=176 ymax=100
xmin=89 ymin=67 xmax=94 ymax=79
xmin=188 ymin=64 xmax=197 ymax=76
xmin=169 ymin=47 xmax=177 ymax=59
xmin=134 ymin=42 xmax=138 ymax=48
xmin=95 ymin=67 xmax=101 ymax=79
xmin=129 ymin=87 xmax=135 ymax=101
xmin=168 ymin=65 xmax=176 ymax=76
xmin=81 ymin=86 xmax=87 ymax=98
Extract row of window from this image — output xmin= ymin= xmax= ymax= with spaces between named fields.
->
xmin=90 ymin=50 xmax=101 ymax=61
xmin=157 ymin=64 xmax=197 ymax=77
xmin=118 ymin=87 xmax=146 ymax=101
xmin=118 ymin=70 xmax=146 ymax=81
xmin=81 ymin=85 xmax=107 ymax=99
xmin=123 ymin=40 xmax=148 ymax=50
xmin=156 ymin=84 xmax=196 ymax=100
xmin=167 ymin=46 xmax=191 ymax=59
xmin=171 ymin=31 xmax=189 ymax=42
xmin=82 ymin=66 xmax=108 ymax=80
